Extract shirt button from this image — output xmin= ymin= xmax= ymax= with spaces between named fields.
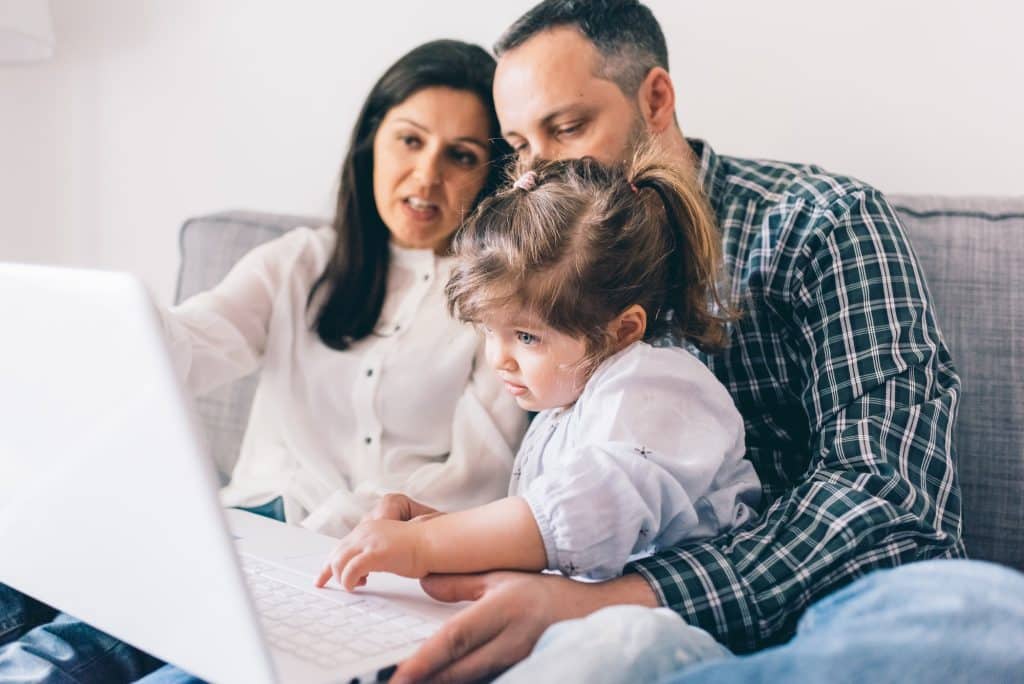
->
xmin=423 ymin=273 xmax=431 ymax=281
xmin=366 ymin=368 xmax=374 ymax=377
xmin=364 ymin=436 xmax=372 ymax=445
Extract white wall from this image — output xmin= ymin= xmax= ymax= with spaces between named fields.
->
xmin=2 ymin=0 xmax=1022 ymax=304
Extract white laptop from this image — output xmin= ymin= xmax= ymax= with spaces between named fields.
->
xmin=0 ymin=263 xmax=464 ymax=684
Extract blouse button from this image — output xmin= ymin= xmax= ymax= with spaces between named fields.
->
xmin=364 ymin=436 xmax=372 ymax=445
xmin=423 ymin=273 xmax=431 ymax=282
xmin=366 ymin=368 xmax=374 ymax=377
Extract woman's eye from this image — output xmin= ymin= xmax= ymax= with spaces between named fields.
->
xmin=516 ymin=331 xmax=539 ymax=345
xmin=400 ymin=135 xmax=421 ymax=149
xmin=450 ymin=149 xmax=479 ymax=167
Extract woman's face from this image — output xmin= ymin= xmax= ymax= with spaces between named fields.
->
xmin=372 ymin=86 xmax=492 ymax=253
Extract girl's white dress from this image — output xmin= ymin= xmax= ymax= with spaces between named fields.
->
xmin=510 ymin=341 xmax=761 ymax=579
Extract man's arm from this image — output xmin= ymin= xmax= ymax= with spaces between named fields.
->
xmin=628 ymin=187 xmax=963 ymax=651
xmin=392 ymin=571 xmax=659 ymax=684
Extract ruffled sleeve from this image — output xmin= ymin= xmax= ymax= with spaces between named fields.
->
xmin=158 ymin=227 xmax=323 ymax=396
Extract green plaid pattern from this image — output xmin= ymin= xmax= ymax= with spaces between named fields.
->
xmin=627 ymin=141 xmax=965 ymax=652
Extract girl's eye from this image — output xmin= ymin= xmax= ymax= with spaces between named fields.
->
xmin=400 ymin=135 xmax=422 ymax=149
xmin=516 ymin=331 xmax=540 ymax=345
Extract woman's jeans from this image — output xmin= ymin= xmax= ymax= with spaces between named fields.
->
xmin=0 ymin=499 xmax=285 ymax=684
xmin=4 ymin=556 xmax=1023 ymax=683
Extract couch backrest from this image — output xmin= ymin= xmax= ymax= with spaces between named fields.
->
xmin=887 ymin=195 xmax=1024 ymax=570
xmin=175 ymin=199 xmax=1024 ymax=570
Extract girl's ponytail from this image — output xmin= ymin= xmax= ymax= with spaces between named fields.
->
xmin=629 ymin=152 xmax=736 ymax=353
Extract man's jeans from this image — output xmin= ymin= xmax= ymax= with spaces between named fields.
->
xmin=496 ymin=559 xmax=1024 ymax=684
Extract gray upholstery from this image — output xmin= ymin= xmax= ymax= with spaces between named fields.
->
xmin=175 ymin=211 xmax=317 ymax=480
xmin=886 ymin=195 xmax=1024 ymax=570
xmin=174 ymin=197 xmax=1024 ymax=569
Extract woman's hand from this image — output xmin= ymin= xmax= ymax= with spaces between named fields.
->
xmin=315 ymin=519 xmax=432 ymax=591
xmin=363 ymin=493 xmax=441 ymax=523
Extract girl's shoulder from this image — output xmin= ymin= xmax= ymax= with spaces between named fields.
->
xmin=588 ymin=341 xmax=717 ymax=390
xmin=580 ymin=342 xmax=736 ymax=416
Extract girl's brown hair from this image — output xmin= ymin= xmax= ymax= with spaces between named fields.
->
xmin=446 ymin=145 xmax=735 ymax=374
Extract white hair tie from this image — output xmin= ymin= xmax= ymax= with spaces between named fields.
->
xmin=513 ymin=170 xmax=538 ymax=191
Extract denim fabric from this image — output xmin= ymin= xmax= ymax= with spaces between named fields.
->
xmin=661 ymin=559 xmax=1024 ymax=684
xmin=495 ymin=559 xmax=1024 ymax=684
xmin=0 ymin=585 xmax=160 ymax=683
xmin=0 ymin=499 xmax=284 ymax=684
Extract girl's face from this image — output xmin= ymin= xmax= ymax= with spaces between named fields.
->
xmin=372 ymin=87 xmax=492 ymax=253
xmin=481 ymin=309 xmax=590 ymax=411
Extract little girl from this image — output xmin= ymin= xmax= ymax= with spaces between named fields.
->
xmin=317 ymin=149 xmax=761 ymax=588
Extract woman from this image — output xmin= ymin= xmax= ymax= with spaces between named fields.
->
xmin=163 ymin=39 xmax=526 ymax=538
xmin=0 ymin=39 xmax=526 ymax=683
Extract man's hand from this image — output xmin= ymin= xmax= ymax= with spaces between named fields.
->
xmin=315 ymin=519 xmax=429 ymax=591
xmin=390 ymin=570 xmax=659 ymax=684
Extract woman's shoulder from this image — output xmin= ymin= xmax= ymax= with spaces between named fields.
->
xmin=244 ymin=224 xmax=335 ymax=285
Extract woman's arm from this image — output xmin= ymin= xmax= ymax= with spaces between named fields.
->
xmin=315 ymin=497 xmax=547 ymax=591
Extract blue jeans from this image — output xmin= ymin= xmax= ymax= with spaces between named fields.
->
xmin=496 ymin=559 xmax=1024 ymax=684
xmin=0 ymin=499 xmax=285 ymax=684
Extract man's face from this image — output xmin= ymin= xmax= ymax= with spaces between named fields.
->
xmin=494 ymin=26 xmax=644 ymax=164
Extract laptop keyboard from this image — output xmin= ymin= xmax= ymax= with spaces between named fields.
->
xmin=240 ymin=555 xmax=439 ymax=671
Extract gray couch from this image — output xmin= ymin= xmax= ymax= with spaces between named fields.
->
xmin=175 ymin=196 xmax=1024 ymax=571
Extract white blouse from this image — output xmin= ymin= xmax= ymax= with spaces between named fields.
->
xmin=511 ymin=341 xmax=762 ymax=580
xmin=161 ymin=225 xmax=528 ymax=538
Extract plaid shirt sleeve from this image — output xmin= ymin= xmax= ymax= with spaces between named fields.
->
xmin=627 ymin=186 xmax=964 ymax=652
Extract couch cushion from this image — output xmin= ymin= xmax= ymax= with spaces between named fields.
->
xmin=889 ymin=195 xmax=1024 ymax=570
xmin=175 ymin=210 xmax=320 ymax=481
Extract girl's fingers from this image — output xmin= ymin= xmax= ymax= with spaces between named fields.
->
xmin=314 ymin=564 xmax=334 ymax=588
xmin=340 ymin=551 xmax=374 ymax=591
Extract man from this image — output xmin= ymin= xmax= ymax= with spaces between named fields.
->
xmin=389 ymin=2 xmax=1024 ymax=682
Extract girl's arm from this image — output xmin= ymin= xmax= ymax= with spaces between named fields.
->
xmin=316 ymin=497 xmax=546 ymax=591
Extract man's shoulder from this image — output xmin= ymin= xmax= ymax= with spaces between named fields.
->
xmin=715 ymin=151 xmax=882 ymax=217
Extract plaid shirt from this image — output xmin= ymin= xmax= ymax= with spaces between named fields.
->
xmin=627 ymin=140 xmax=965 ymax=652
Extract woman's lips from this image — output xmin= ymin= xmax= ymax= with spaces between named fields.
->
xmin=402 ymin=198 xmax=440 ymax=222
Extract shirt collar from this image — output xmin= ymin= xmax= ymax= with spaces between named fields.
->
xmin=389 ymin=240 xmax=438 ymax=270
xmin=687 ymin=137 xmax=726 ymax=217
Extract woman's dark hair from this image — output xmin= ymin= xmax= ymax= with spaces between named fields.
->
xmin=309 ymin=40 xmax=510 ymax=350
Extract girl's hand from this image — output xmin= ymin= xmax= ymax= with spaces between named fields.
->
xmin=315 ymin=519 xmax=431 ymax=591
xmin=363 ymin=493 xmax=441 ymax=523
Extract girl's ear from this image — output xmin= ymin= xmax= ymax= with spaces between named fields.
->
xmin=608 ymin=304 xmax=647 ymax=350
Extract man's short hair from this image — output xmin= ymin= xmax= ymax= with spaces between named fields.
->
xmin=494 ymin=0 xmax=669 ymax=96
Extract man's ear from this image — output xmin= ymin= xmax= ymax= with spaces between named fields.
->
xmin=608 ymin=304 xmax=647 ymax=350
xmin=637 ymin=67 xmax=676 ymax=134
